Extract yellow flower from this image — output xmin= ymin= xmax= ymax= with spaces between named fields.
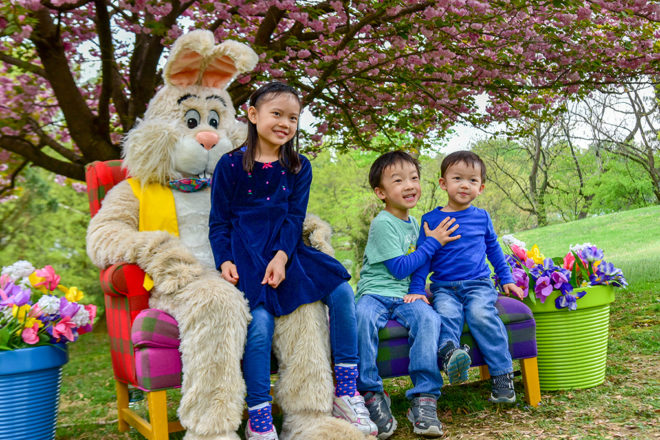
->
xmin=12 ymin=304 xmax=31 ymax=323
xmin=25 ymin=317 xmax=44 ymax=329
xmin=65 ymin=286 xmax=84 ymax=303
xmin=527 ymin=244 xmax=545 ymax=264
xmin=28 ymin=272 xmax=48 ymax=294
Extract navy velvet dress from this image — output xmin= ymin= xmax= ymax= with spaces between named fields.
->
xmin=209 ymin=150 xmax=350 ymax=317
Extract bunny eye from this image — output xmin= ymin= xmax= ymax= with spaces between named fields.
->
xmin=208 ymin=110 xmax=219 ymax=129
xmin=185 ymin=109 xmax=201 ymax=129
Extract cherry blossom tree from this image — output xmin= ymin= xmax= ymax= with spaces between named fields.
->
xmin=1 ymin=0 xmax=658 ymax=197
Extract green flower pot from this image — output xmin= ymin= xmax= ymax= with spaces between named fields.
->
xmin=524 ymin=285 xmax=615 ymax=391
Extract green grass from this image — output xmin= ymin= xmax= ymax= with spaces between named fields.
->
xmin=56 ymin=206 xmax=660 ymax=439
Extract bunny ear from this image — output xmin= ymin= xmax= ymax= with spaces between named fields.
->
xmin=201 ymin=54 xmax=238 ymax=89
xmin=167 ymin=50 xmax=204 ymax=87
xmin=164 ymin=30 xmax=216 ymax=87
xmin=201 ymin=40 xmax=259 ymax=89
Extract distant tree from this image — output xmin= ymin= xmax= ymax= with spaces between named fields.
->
xmin=574 ymin=81 xmax=660 ymax=204
xmin=1 ymin=1 xmax=658 ymax=197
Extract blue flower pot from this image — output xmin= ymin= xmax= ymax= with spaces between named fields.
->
xmin=0 ymin=344 xmax=69 ymax=440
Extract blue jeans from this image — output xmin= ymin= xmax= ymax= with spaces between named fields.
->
xmin=243 ymin=281 xmax=358 ymax=407
xmin=431 ymin=278 xmax=513 ymax=377
xmin=355 ymin=294 xmax=443 ymax=399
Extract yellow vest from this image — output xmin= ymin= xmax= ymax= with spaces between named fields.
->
xmin=127 ymin=178 xmax=180 ymax=290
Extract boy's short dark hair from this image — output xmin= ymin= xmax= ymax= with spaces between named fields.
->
xmin=368 ymin=150 xmax=421 ymax=189
xmin=440 ymin=150 xmax=486 ymax=182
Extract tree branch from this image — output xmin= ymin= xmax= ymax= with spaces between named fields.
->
xmin=0 ymin=52 xmax=47 ymax=77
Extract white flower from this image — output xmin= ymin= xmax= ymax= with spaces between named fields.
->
xmin=569 ymin=243 xmax=596 ymax=252
xmin=502 ymin=234 xmax=526 ymax=249
xmin=37 ymin=295 xmax=61 ymax=315
xmin=1 ymin=307 xmax=13 ymax=320
xmin=71 ymin=307 xmax=90 ymax=326
xmin=1 ymin=260 xmax=35 ymax=281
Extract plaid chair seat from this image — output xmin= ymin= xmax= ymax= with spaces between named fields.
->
xmin=376 ymin=295 xmax=540 ymax=406
xmin=132 ymin=309 xmax=182 ymax=391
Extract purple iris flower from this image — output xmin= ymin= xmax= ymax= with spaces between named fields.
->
xmin=59 ymin=297 xmax=80 ymax=318
xmin=591 ymin=261 xmax=628 ymax=288
xmin=582 ymin=246 xmax=604 ymax=262
xmin=556 ymin=290 xmax=587 ymax=310
xmin=550 ymin=271 xmax=569 ymax=289
xmin=534 ymin=276 xmax=553 ymax=302
xmin=558 ymin=282 xmax=574 ymax=295
xmin=511 ymin=267 xmax=529 ymax=297
xmin=0 ymin=282 xmax=31 ymax=307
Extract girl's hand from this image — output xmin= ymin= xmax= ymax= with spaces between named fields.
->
xmin=220 ymin=261 xmax=239 ymax=285
xmin=262 ymin=250 xmax=288 ymax=288
xmin=503 ymin=283 xmax=525 ymax=300
xmin=403 ymin=293 xmax=430 ymax=304
xmin=424 ymin=218 xmax=461 ymax=246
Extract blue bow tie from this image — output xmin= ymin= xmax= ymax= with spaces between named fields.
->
xmin=168 ymin=177 xmax=211 ymax=192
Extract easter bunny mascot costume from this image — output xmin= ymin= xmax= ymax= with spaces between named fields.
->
xmin=87 ymin=30 xmax=369 ymax=440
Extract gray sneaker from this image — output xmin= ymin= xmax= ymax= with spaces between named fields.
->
xmin=489 ymin=372 xmax=516 ymax=403
xmin=363 ymin=391 xmax=397 ymax=439
xmin=406 ymin=394 xmax=443 ymax=437
xmin=440 ymin=342 xmax=471 ymax=385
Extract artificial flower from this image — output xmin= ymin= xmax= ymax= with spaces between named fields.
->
xmin=29 ymin=265 xmax=61 ymax=292
xmin=534 ymin=276 xmax=553 ymax=302
xmin=1 ymin=261 xmax=95 ymax=350
xmin=511 ymin=244 xmax=528 ymax=262
xmin=527 ymin=244 xmax=545 ymax=264
xmin=563 ymin=252 xmax=575 ymax=271
xmin=36 ymin=295 xmax=61 ymax=315
xmin=12 ymin=304 xmax=31 ymax=323
xmin=21 ymin=322 xmax=41 ymax=345
xmin=51 ymin=316 xmax=76 ymax=342
xmin=496 ymin=237 xmax=626 ymax=311
xmin=63 ymin=286 xmax=84 ymax=303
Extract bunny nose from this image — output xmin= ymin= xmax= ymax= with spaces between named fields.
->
xmin=196 ymin=131 xmax=219 ymax=151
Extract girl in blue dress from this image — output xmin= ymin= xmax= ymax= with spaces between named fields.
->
xmin=209 ymin=82 xmax=376 ymax=440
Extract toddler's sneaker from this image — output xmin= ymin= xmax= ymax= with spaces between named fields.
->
xmin=245 ymin=422 xmax=278 ymax=440
xmin=363 ymin=391 xmax=397 ymax=439
xmin=406 ymin=394 xmax=443 ymax=437
xmin=333 ymin=393 xmax=378 ymax=437
xmin=439 ymin=341 xmax=471 ymax=385
xmin=489 ymin=372 xmax=516 ymax=403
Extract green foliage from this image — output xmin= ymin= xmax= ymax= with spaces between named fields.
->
xmin=0 ymin=167 xmax=102 ymax=312
xmin=584 ymin=153 xmax=656 ymax=214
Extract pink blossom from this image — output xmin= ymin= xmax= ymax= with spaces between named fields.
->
xmin=563 ymin=252 xmax=575 ymax=271
xmin=34 ymin=266 xmax=61 ymax=291
xmin=77 ymin=304 xmax=97 ymax=335
xmin=52 ymin=317 xmax=77 ymax=342
xmin=22 ymin=322 xmax=40 ymax=345
xmin=510 ymin=244 xmax=527 ymax=262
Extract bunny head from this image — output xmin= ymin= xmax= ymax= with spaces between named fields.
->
xmin=122 ymin=30 xmax=258 ymax=185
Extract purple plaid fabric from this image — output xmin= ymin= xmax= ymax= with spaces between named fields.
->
xmin=132 ymin=309 xmax=182 ymax=391
xmin=376 ymin=296 xmax=537 ymax=378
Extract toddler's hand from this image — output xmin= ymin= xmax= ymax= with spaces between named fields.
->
xmin=220 ymin=261 xmax=239 ymax=285
xmin=424 ymin=218 xmax=461 ymax=246
xmin=403 ymin=293 xmax=430 ymax=304
xmin=262 ymin=250 xmax=288 ymax=288
xmin=503 ymin=283 xmax=525 ymax=300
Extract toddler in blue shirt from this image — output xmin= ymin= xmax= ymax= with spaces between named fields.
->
xmin=409 ymin=150 xmax=524 ymax=404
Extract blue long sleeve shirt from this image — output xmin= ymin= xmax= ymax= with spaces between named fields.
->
xmin=409 ymin=205 xmax=514 ymax=295
xmin=383 ymin=237 xmax=441 ymax=280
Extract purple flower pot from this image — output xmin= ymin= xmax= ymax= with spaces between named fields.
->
xmin=0 ymin=344 xmax=68 ymax=440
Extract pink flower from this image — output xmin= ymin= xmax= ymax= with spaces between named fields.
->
xmin=52 ymin=316 xmax=76 ymax=342
xmin=22 ymin=322 xmax=40 ymax=345
xmin=563 ymin=252 xmax=575 ymax=271
xmin=33 ymin=265 xmax=61 ymax=291
xmin=511 ymin=244 xmax=527 ymax=262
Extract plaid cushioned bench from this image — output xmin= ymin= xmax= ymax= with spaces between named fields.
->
xmin=376 ymin=295 xmax=540 ymax=407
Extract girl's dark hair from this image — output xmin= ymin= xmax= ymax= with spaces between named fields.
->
xmin=239 ymin=81 xmax=303 ymax=173
xmin=440 ymin=150 xmax=486 ymax=182
xmin=368 ymin=150 xmax=421 ymax=189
